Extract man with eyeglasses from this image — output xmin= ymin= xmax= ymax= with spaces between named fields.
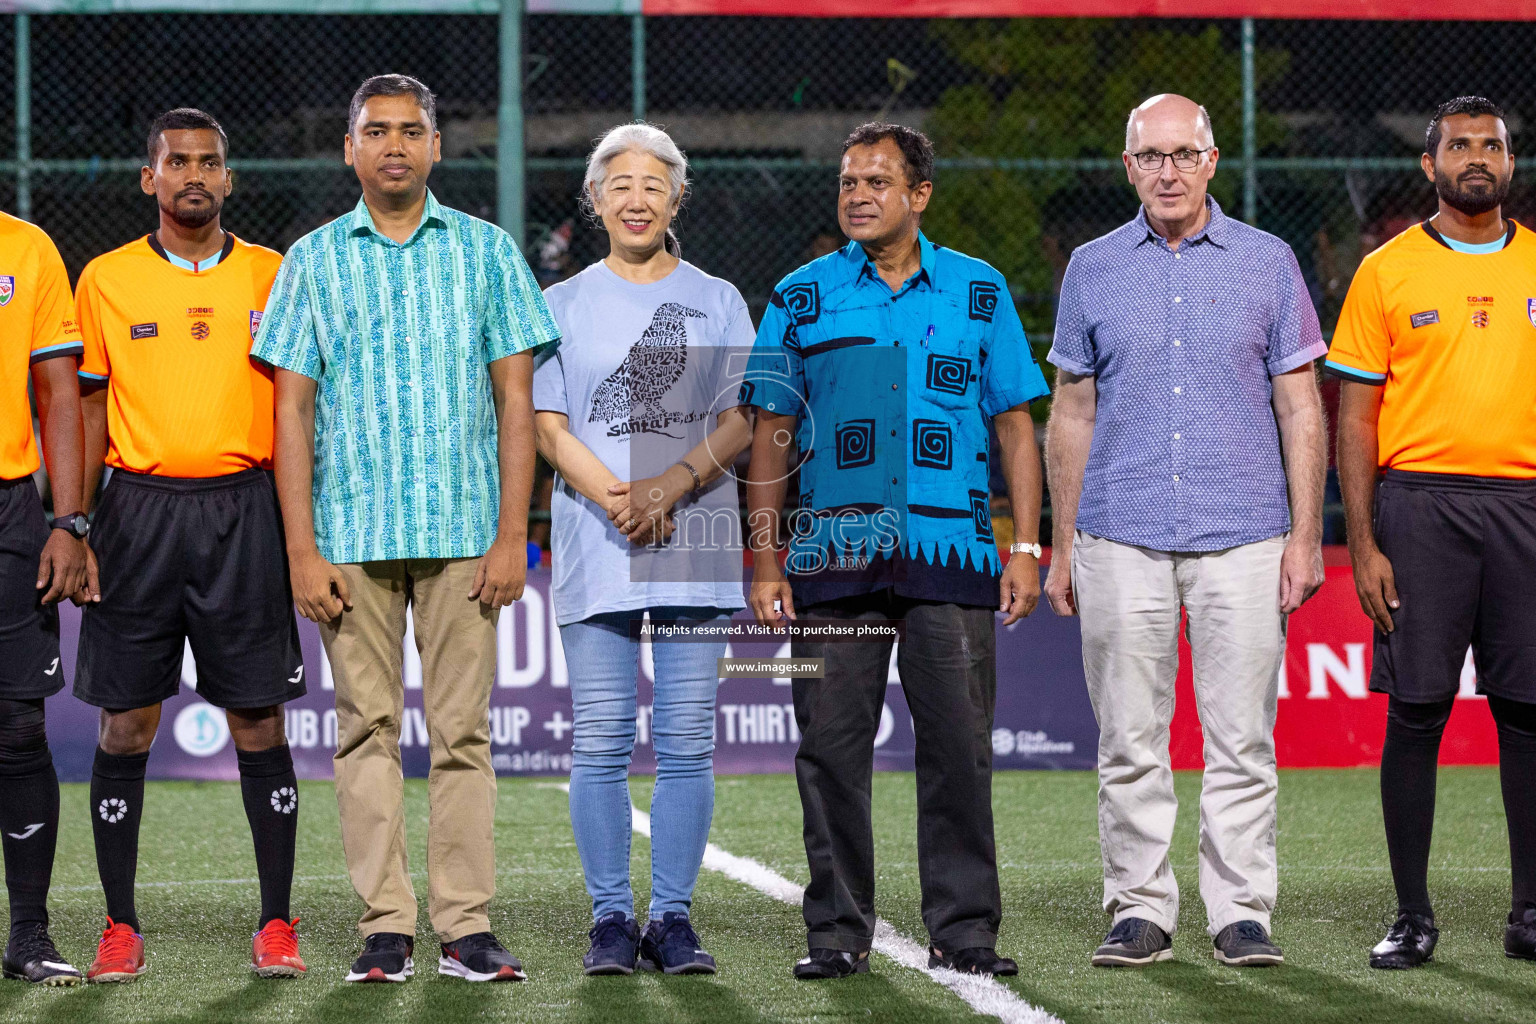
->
xmin=1043 ymin=93 xmax=1328 ymax=968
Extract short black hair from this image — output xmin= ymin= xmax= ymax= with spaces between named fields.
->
xmin=842 ymin=122 xmax=935 ymax=187
xmin=1426 ymin=96 xmax=1507 ymax=156
xmin=146 ymin=108 xmax=228 ymax=166
xmin=349 ymin=74 xmax=437 ymax=134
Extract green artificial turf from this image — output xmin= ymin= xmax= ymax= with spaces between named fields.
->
xmin=0 ymin=768 xmax=1531 ymax=1023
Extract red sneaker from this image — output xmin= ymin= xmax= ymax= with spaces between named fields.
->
xmin=252 ymin=918 xmax=307 ymax=978
xmin=86 ymin=918 xmax=145 ymax=983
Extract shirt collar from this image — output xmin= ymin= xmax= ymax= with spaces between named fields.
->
xmin=845 ymin=231 xmax=938 ymax=291
xmin=347 ymin=189 xmax=449 ymax=243
xmin=1129 ymin=195 xmax=1228 ymax=249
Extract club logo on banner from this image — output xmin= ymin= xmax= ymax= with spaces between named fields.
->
xmin=173 ymin=702 xmax=230 ymax=758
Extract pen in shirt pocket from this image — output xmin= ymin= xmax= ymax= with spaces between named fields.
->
xmin=921 ymin=324 xmax=934 ymax=348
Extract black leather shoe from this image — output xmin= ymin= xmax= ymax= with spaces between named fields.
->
xmin=1370 ymin=911 xmax=1438 ymax=969
xmin=792 ymin=948 xmax=869 ymax=980
xmin=928 ymin=945 xmax=1018 ymax=976
xmin=1505 ymin=907 xmax=1536 ymax=962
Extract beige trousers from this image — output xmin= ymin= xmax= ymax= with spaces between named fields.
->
xmin=1072 ymin=531 xmax=1286 ymax=937
xmin=321 ymin=558 xmax=499 ymax=942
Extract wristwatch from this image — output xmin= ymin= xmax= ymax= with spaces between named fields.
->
xmin=50 ymin=513 xmax=90 ymax=539
xmin=1009 ymin=541 xmax=1042 ymax=558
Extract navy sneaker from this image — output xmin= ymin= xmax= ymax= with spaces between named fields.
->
xmin=638 ymin=913 xmax=716 ymax=975
xmin=1213 ymin=921 xmax=1283 ymax=966
xmin=439 ymin=932 xmax=526 ymax=982
xmin=1091 ymin=918 xmax=1173 ymax=967
xmin=584 ymin=912 xmax=640 ymax=975
xmin=345 ymin=932 xmax=413 ymax=983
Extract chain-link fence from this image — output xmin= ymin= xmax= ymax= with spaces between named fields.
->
xmin=9 ymin=10 xmax=1533 ymax=535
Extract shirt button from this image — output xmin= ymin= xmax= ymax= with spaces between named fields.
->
xmin=892 ymin=478 xmax=899 ymax=485
xmin=1173 ymin=387 xmax=1182 ymax=394
xmin=1175 ymin=253 xmax=1182 ymax=260
xmin=891 ymin=383 xmax=899 ymax=391
xmin=1173 ymin=475 xmax=1180 ymax=481
xmin=1173 ymin=296 xmax=1182 ymax=303
xmin=890 ymin=430 xmax=896 ymax=437
xmin=1173 ymin=339 xmax=1182 ymax=347
xmin=1173 ymin=432 xmax=1181 ymax=440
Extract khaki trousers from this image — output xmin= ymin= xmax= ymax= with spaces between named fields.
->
xmin=321 ymin=558 xmax=499 ymax=942
xmin=1072 ymin=531 xmax=1285 ymax=937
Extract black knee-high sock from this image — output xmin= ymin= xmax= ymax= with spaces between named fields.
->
xmin=90 ymin=748 xmax=149 ymax=932
xmin=0 ymin=699 xmax=60 ymax=937
xmin=1489 ymin=696 xmax=1536 ymax=918
xmin=1380 ymin=696 xmax=1453 ymax=919
xmin=237 ymin=744 xmax=298 ymax=928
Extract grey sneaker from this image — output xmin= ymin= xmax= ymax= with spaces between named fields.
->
xmin=1091 ymin=918 xmax=1172 ymax=967
xmin=1213 ymin=921 xmax=1283 ymax=966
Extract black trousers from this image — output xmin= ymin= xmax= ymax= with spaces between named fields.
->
xmin=790 ymin=590 xmax=1002 ymax=954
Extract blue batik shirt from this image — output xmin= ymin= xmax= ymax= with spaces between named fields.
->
xmin=742 ymin=234 xmax=1049 ymax=608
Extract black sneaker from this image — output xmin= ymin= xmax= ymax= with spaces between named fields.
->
xmin=1505 ymin=907 xmax=1536 ymax=962
xmin=440 ymin=932 xmax=526 ymax=982
xmin=2 ymin=923 xmax=82 ymax=986
xmin=584 ymin=912 xmax=640 ymax=976
xmin=345 ymin=932 xmax=414 ymax=983
xmin=792 ymin=947 xmax=869 ymax=980
xmin=1369 ymin=911 xmax=1438 ymax=969
xmin=1091 ymin=918 xmax=1173 ymax=967
xmin=928 ymin=945 xmax=1018 ymax=976
xmin=1213 ymin=921 xmax=1283 ymax=966
xmin=638 ymin=913 xmax=716 ymax=975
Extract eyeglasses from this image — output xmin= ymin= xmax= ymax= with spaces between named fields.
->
xmin=1132 ymin=148 xmax=1210 ymax=171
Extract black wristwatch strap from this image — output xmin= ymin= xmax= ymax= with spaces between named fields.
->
xmin=50 ymin=513 xmax=89 ymax=539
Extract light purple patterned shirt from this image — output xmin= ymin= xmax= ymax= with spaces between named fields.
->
xmin=1048 ymin=198 xmax=1326 ymax=552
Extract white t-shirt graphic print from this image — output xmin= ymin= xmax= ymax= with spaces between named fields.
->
xmin=535 ymin=260 xmax=752 ymax=625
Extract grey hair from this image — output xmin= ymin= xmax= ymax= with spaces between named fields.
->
xmin=579 ymin=123 xmax=690 ymax=222
xmin=1125 ymin=102 xmax=1215 ymax=152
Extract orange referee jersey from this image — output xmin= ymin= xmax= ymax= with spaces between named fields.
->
xmin=1326 ymin=220 xmax=1536 ymax=478
xmin=76 ymin=233 xmax=281 ymax=477
xmin=0 ymin=212 xmax=83 ymax=480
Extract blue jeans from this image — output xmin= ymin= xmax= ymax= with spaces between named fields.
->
xmin=559 ymin=606 xmax=729 ymax=921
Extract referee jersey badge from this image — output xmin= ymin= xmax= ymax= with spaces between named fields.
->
xmin=0 ymin=276 xmax=13 ymax=306
xmin=249 ymin=309 xmax=263 ymax=339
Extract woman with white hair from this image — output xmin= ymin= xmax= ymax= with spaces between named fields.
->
xmin=533 ymin=124 xmax=753 ymax=976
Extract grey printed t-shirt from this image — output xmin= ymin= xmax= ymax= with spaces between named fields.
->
xmin=535 ymin=260 xmax=751 ymax=625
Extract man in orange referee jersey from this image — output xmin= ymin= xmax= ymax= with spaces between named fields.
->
xmin=1331 ymin=96 xmax=1536 ymax=969
xmin=72 ymin=109 xmax=306 ymax=983
xmin=0 ymin=212 xmax=87 ymax=986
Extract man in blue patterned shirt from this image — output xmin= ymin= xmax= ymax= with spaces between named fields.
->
xmin=743 ymin=123 xmax=1049 ymax=980
xmin=1044 ymin=94 xmax=1327 ymax=969
xmin=253 ymin=75 xmax=558 ymax=984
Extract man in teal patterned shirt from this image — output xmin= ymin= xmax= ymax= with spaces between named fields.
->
xmin=253 ymin=74 xmax=558 ymax=984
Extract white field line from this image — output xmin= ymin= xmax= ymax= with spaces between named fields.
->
xmin=561 ymin=783 xmax=1064 ymax=1024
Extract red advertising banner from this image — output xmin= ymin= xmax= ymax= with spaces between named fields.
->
xmin=1168 ymin=557 xmax=1499 ymax=770
xmin=643 ymin=0 xmax=1536 ymax=21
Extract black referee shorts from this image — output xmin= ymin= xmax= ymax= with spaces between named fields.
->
xmin=1370 ymin=469 xmax=1536 ymax=703
xmin=0 ymin=477 xmax=63 ymax=700
xmin=75 ymin=468 xmax=305 ymax=712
